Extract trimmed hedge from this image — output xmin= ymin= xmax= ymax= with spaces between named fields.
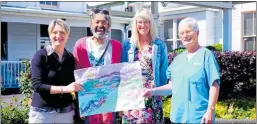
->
xmin=214 ymin=51 xmax=256 ymax=99
xmin=171 ymin=43 xmax=222 ymax=54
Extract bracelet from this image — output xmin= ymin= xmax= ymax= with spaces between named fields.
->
xmin=61 ymin=86 xmax=63 ymax=95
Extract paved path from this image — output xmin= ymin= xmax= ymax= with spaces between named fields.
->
xmin=0 ymin=94 xmax=25 ymax=106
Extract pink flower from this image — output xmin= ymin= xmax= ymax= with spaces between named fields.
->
xmin=131 ymin=110 xmax=139 ymax=117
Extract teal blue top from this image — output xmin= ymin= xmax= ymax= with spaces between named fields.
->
xmin=121 ymin=38 xmax=169 ymax=87
xmin=167 ymin=47 xmax=220 ymax=123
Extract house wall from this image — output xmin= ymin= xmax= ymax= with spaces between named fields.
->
xmin=232 ymin=2 xmax=256 ymax=51
xmin=205 ymin=10 xmax=216 ymax=46
xmin=66 ymin=27 xmax=87 ymax=52
xmin=8 ymin=22 xmax=37 ymax=61
xmin=2 ymin=14 xmax=90 ymax=27
xmin=4 ymin=2 xmax=87 ymax=13
xmin=160 ymin=11 xmax=209 ymax=46
xmin=3 ymin=2 xmax=30 ymax=7
xmin=59 ymin=2 xmax=87 ymax=13
xmin=214 ymin=11 xmax=223 ymax=45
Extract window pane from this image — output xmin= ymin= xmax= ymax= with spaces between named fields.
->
xmin=40 ymin=1 xmax=45 ymax=4
xmin=166 ymin=41 xmax=173 ymax=52
xmin=40 ymin=37 xmax=50 ymax=49
xmin=111 ymin=29 xmax=123 ymax=42
xmin=40 ymin=24 xmax=49 ymax=37
xmin=177 ymin=19 xmax=182 ymax=39
xmin=244 ymin=37 xmax=256 ymax=51
xmin=244 ymin=13 xmax=254 ymax=36
xmin=1 ymin=22 xmax=8 ymax=59
xmin=177 ymin=40 xmax=183 ymax=48
xmin=128 ymin=30 xmax=131 ymax=39
xmin=164 ymin=20 xmax=173 ymax=39
xmin=46 ymin=1 xmax=51 ymax=5
xmin=52 ymin=1 xmax=57 ymax=6
xmin=87 ymin=27 xmax=92 ymax=36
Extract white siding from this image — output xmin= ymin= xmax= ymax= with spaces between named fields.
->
xmin=59 ymin=2 xmax=86 ymax=13
xmin=241 ymin=2 xmax=256 ymax=12
xmin=160 ymin=11 xmax=207 ymax=46
xmin=8 ymin=22 xmax=37 ymax=61
xmin=111 ymin=5 xmax=125 ymax=11
xmin=3 ymin=2 xmax=29 ymax=7
xmin=231 ymin=2 xmax=256 ymax=51
xmin=4 ymin=2 xmax=87 ymax=13
xmin=66 ymin=27 xmax=87 ymax=52
xmin=2 ymin=14 xmax=90 ymax=27
xmin=214 ymin=11 xmax=223 ymax=45
xmin=206 ymin=10 xmax=216 ymax=45
xmin=232 ymin=4 xmax=243 ymax=51
xmin=111 ymin=23 xmax=124 ymax=31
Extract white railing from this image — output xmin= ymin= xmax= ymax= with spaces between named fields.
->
xmin=1 ymin=61 xmax=27 ymax=88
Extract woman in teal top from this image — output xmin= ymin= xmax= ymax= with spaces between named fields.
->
xmin=144 ymin=17 xmax=220 ymax=124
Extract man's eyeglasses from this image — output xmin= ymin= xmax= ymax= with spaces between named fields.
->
xmin=92 ymin=9 xmax=109 ymax=15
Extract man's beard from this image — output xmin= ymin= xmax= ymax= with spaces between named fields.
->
xmin=91 ymin=26 xmax=109 ymax=40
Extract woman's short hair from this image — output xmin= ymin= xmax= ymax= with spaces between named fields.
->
xmin=130 ymin=8 xmax=157 ymax=48
xmin=48 ymin=19 xmax=70 ymax=35
xmin=178 ymin=17 xmax=199 ymax=32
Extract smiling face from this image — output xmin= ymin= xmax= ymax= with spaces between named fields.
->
xmin=90 ymin=13 xmax=109 ymax=39
xmin=178 ymin=25 xmax=199 ymax=49
xmin=136 ymin=17 xmax=150 ymax=36
xmin=49 ymin=24 xmax=69 ymax=48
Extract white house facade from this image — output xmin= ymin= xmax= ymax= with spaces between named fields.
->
xmin=1 ymin=1 xmax=133 ymax=88
xmin=1 ymin=1 xmax=256 ymax=88
xmin=157 ymin=2 xmax=256 ymax=52
xmin=109 ymin=2 xmax=256 ymax=52
xmin=1 ymin=1 xmax=132 ymax=61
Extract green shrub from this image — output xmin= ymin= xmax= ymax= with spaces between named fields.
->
xmin=216 ymin=98 xmax=256 ymax=119
xmin=171 ymin=47 xmax=186 ymax=54
xmin=214 ymin=51 xmax=256 ymax=99
xmin=0 ymin=59 xmax=33 ymax=124
xmin=162 ymin=97 xmax=256 ymax=119
xmin=162 ymin=96 xmax=172 ymax=118
xmin=170 ymin=43 xmax=222 ymax=55
xmin=206 ymin=43 xmax=222 ymax=52
xmin=17 ymin=59 xmax=33 ymax=99
xmin=0 ymin=96 xmax=29 ymax=124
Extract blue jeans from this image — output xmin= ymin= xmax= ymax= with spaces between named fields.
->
xmin=29 ymin=109 xmax=74 ymax=123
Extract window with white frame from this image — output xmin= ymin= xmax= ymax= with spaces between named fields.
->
xmin=125 ymin=6 xmax=134 ymax=12
xmin=243 ymin=11 xmax=256 ymax=51
xmin=164 ymin=18 xmax=184 ymax=52
xmin=1 ymin=22 xmax=8 ymax=60
xmin=40 ymin=1 xmax=58 ymax=8
xmin=1 ymin=1 xmax=7 ymax=4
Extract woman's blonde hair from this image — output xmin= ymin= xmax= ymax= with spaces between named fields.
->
xmin=130 ymin=8 xmax=157 ymax=49
xmin=48 ymin=19 xmax=70 ymax=35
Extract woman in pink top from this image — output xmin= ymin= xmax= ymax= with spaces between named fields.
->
xmin=73 ymin=8 xmax=122 ymax=124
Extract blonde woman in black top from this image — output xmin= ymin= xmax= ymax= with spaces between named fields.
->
xmin=29 ymin=19 xmax=84 ymax=123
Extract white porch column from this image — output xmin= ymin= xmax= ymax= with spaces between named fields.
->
xmin=36 ymin=24 xmax=40 ymax=51
xmin=223 ymin=8 xmax=232 ymax=51
xmin=151 ymin=2 xmax=159 ymax=36
xmin=173 ymin=19 xmax=177 ymax=50
xmin=159 ymin=20 xmax=164 ymax=40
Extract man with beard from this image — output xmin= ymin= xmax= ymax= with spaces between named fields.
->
xmin=73 ymin=8 xmax=122 ymax=124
